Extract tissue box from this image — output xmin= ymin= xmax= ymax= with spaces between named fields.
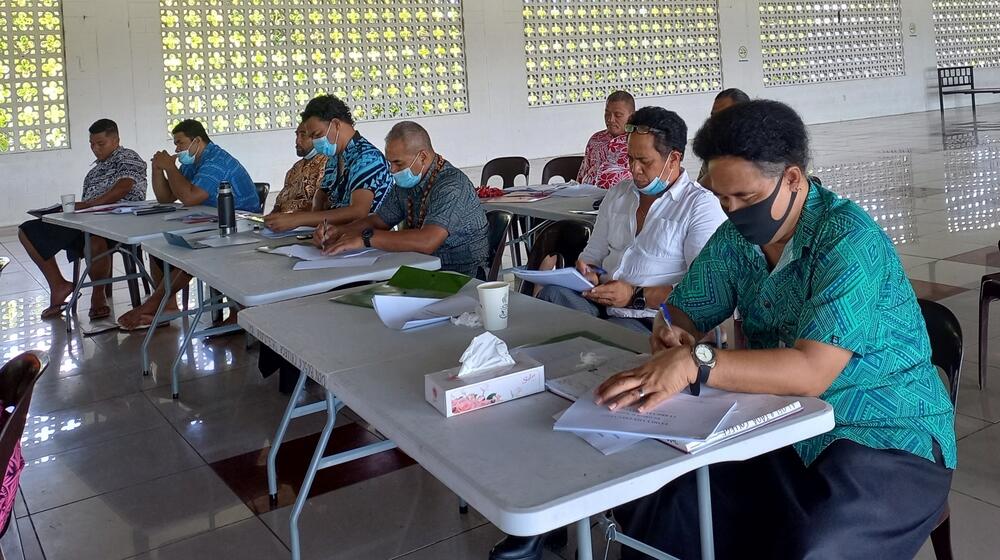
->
xmin=425 ymin=355 xmax=545 ymax=417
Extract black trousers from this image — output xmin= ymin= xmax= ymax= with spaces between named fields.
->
xmin=614 ymin=440 xmax=952 ymax=560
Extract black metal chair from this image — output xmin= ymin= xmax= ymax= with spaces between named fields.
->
xmin=71 ymin=245 xmax=151 ymax=310
xmin=541 ymin=156 xmax=584 ymax=185
xmin=482 ymin=157 xmax=531 ymax=267
xmin=917 ymin=298 xmax=962 ymax=560
xmin=518 ymin=219 xmax=592 ymax=295
xmin=484 ymin=210 xmax=513 ymax=282
xmin=979 ymin=242 xmax=1000 ymax=389
xmin=254 ymin=182 xmax=271 ymax=214
xmin=0 ymin=351 xmax=48 ymax=545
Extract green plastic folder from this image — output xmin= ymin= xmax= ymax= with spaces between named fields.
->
xmin=331 ymin=266 xmax=472 ymax=308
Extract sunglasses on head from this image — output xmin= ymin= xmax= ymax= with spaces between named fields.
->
xmin=624 ymin=124 xmax=663 ymax=135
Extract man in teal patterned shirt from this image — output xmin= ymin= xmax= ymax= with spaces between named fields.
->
xmin=598 ymin=100 xmax=956 ymax=559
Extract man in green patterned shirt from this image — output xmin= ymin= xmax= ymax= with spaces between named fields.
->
xmin=598 ymin=100 xmax=956 ymax=559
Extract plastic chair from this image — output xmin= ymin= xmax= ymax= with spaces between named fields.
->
xmin=484 ymin=210 xmax=513 ymax=282
xmin=482 ymin=157 xmax=531 ymax=267
xmin=518 ymin=219 xmax=592 ymax=295
xmin=254 ymin=182 xmax=271 ymax=214
xmin=918 ymin=298 xmax=962 ymax=560
xmin=978 ymin=241 xmax=1000 ymax=389
xmin=541 ymin=156 xmax=584 ymax=185
xmin=0 ymin=351 xmax=48 ymax=541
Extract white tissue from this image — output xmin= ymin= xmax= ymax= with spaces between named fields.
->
xmin=450 ymin=312 xmax=483 ymax=328
xmin=457 ymin=332 xmax=516 ymax=377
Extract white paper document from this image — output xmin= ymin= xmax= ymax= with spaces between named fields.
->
xmin=266 ymin=245 xmax=376 ymax=261
xmin=260 ymin=226 xmax=315 ymax=239
xmin=372 ymin=294 xmax=479 ymax=330
xmin=661 ymin=389 xmax=802 ymax=453
xmin=553 ymin=409 xmax=643 ymax=456
xmin=512 ymin=267 xmax=594 ymax=292
xmin=292 ymin=255 xmax=380 ymax=270
xmin=554 ymin=392 xmax=736 ymax=442
xmin=196 ymin=234 xmax=261 ymax=248
xmin=550 ymin=183 xmax=607 ymax=198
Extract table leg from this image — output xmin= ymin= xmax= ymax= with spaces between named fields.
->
xmin=169 ymin=279 xmax=206 ymax=399
xmin=576 ymin=518 xmax=593 ymax=560
xmin=140 ymin=261 xmax=172 ymax=376
xmin=63 ymin=232 xmax=92 ymax=332
xmin=267 ymin=370 xmax=326 ymax=501
xmin=696 ymin=466 xmax=715 ymax=560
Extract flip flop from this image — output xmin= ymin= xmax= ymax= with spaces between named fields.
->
xmin=88 ymin=306 xmax=111 ymax=320
xmin=40 ymin=303 xmax=68 ymax=320
xmin=117 ymin=314 xmax=171 ymax=332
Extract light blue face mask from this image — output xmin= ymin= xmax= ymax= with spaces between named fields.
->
xmin=303 ymin=148 xmax=318 ymax=160
xmin=312 ymin=121 xmax=338 ymax=157
xmin=636 ymin=158 xmax=671 ymax=196
xmin=392 ymin=154 xmax=424 ymax=189
xmin=177 ymin=138 xmax=200 ymax=166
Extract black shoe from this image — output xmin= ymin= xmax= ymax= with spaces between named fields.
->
xmin=488 ymin=535 xmax=543 ymax=560
xmin=488 ymin=527 xmax=569 ymax=560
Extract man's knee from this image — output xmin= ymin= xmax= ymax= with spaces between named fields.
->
xmin=536 ymin=285 xmax=577 ymax=305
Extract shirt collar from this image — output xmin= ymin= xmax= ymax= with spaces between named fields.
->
xmin=93 ymin=146 xmax=123 ymax=165
xmin=786 ymin=178 xmax=824 ymax=262
xmin=663 ymin=169 xmax=692 ymax=201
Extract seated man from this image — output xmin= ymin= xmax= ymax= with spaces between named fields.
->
xmin=535 ymin=107 xmax=726 ymax=333
xmin=263 ymin=94 xmax=394 ymax=234
xmin=262 ymin=121 xmax=328 ymax=226
xmin=697 ymin=87 xmax=750 ymax=185
xmin=599 ymin=100 xmax=955 ymax=559
xmin=577 ymin=90 xmax=635 ymax=189
xmin=19 ymin=118 xmax=147 ymax=320
xmin=322 ymin=121 xmax=489 ymax=278
xmin=117 ymin=119 xmax=258 ymax=329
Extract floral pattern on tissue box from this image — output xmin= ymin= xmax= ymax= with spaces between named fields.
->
xmin=425 ymin=358 xmax=545 ymax=417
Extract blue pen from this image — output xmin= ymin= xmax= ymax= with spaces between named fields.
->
xmin=659 ymin=303 xmax=673 ymax=328
xmin=589 ymin=264 xmax=607 ymax=276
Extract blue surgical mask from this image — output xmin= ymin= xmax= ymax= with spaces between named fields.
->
xmin=312 ymin=121 xmax=338 ymax=157
xmin=393 ymin=154 xmax=424 ymax=189
xmin=177 ymin=138 xmax=199 ymax=166
xmin=303 ymin=148 xmax=318 ymax=160
xmin=637 ymin=158 xmax=670 ymax=196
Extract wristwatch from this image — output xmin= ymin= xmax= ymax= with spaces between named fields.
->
xmin=630 ymin=287 xmax=646 ymax=310
xmin=690 ymin=343 xmax=717 ymax=396
xmin=361 ymin=228 xmax=374 ymax=248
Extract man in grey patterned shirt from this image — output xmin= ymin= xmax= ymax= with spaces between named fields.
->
xmin=321 ymin=121 xmax=489 ymax=278
xmin=19 ymin=119 xmax=148 ymax=320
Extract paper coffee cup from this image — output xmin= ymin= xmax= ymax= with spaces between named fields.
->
xmin=477 ymin=281 xmax=509 ymax=331
xmin=61 ymin=194 xmax=76 ymax=213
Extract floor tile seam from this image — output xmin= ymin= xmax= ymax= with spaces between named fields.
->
xmin=116 ymin=516 xmax=277 ymax=560
xmin=387 ymin=520 xmax=493 ymax=560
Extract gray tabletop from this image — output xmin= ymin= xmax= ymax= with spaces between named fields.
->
xmin=141 ymin=233 xmax=441 ymax=307
xmin=482 ymin=195 xmax=601 ymax=223
xmin=238 ymin=285 xmax=834 ymax=536
xmin=42 ymin=205 xmax=219 ymax=245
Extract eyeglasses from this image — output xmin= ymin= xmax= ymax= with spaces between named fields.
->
xmin=624 ymin=124 xmax=663 ymax=135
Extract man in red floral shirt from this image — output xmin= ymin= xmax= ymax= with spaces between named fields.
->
xmin=577 ymin=90 xmax=635 ymax=189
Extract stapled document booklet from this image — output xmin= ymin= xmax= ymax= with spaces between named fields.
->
xmin=512 ymin=267 xmax=595 ymax=292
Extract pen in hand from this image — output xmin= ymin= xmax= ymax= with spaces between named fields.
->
xmin=321 ymin=218 xmax=329 ymax=251
xmin=659 ymin=303 xmax=673 ymax=329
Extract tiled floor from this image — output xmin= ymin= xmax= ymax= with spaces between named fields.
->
xmin=5 ymin=104 xmax=1000 ymax=559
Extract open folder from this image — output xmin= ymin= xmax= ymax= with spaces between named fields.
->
xmin=512 ymin=267 xmax=595 ymax=292
xmin=372 ymin=294 xmax=478 ymax=330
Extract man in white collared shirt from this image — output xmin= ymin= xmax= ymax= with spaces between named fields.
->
xmin=536 ymin=106 xmax=727 ymax=333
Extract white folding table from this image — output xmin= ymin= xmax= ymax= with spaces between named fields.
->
xmin=139 ymin=231 xmax=440 ymax=398
xmin=482 ymin=194 xmax=601 ymax=223
xmin=41 ymin=205 xmax=217 ymax=329
xmin=238 ymin=284 xmax=835 ymax=560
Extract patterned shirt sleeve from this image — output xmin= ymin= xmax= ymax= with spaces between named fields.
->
xmin=667 ymin=226 xmax=740 ymax=333
xmin=108 ymin=149 xmax=147 ymax=191
xmin=794 ymin=217 xmax=882 ymax=355
xmin=345 ymin=147 xmax=392 ymax=210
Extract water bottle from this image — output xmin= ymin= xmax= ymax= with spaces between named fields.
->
xmin=217 ymin=181 xmax=236 ymax=236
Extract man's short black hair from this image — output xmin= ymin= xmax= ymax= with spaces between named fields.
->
xmin=300 ymin=95 xmax=355 ymax=126
xmin=627 ymin=107 xmax=688 ymax=156
xmin=606 ymin=90 xmax=636 ymax=110
xmin=715 ymin=88 xmax=750 ymax=105
xmin=171 ymin=119 xmax=211 ymax=144
xmin=693 ymin=99 xmax=809 ymax=175
xmin=88 ymin=119 xmax=118 ymax=136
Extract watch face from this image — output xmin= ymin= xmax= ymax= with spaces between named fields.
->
xmin=695 ymin=344 xmax=714 ymax=363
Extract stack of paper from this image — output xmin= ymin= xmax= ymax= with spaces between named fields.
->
xmin=512 ymin=267 xmax=594 ymax=292
xmin=260 ymin=226 xmax=315 ymax=239
xmin=260 ymin=245 xmax=381 ymax=270
xmin=372 ymin=294 xmax=478 ymax=330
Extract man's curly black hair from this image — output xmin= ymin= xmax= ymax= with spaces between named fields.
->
xmin=693 ymin=99 xmax=809 ymax=176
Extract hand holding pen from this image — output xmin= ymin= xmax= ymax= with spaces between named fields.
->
xmin=651 ymin=303 xmax=696 ymax=353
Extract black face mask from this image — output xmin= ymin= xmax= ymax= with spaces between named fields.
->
xmin=726 ymin=174 xmax=797 ymax=246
